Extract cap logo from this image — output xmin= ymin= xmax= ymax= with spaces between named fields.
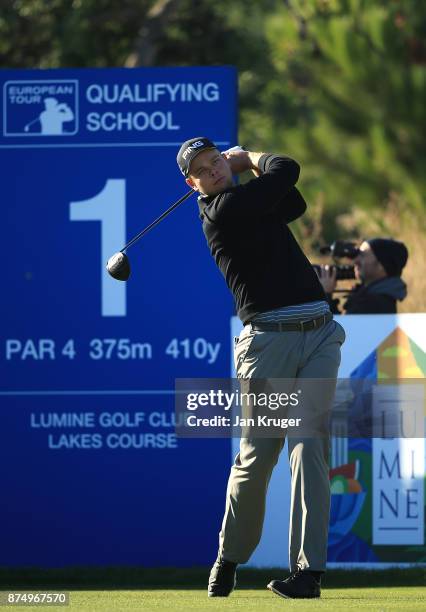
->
xmin=182 ymin=140 xmax=205 ymax=160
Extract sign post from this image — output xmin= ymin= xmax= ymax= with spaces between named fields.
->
xmin=0 ymin=67 xmax=237 ymax=567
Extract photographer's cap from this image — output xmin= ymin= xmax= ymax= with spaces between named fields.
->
xmin=177 ymin=137 xmax=217 ymax=177
xmin=368 ymin=238 xmax=409 ymax=277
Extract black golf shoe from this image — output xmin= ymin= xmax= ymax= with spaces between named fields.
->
xmin=208 ymin=556 xmax=237 ymax=597
xmin=267 ymin=568 xmax=321 ymax=599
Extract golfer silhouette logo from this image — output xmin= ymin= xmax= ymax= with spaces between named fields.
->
xmin=24 ymin=97 xmax=74 ymax=135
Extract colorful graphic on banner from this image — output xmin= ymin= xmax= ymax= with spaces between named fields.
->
xmin=328 ymin=326 xmax=426 ymax=564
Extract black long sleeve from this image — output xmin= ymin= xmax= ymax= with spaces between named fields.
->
xmin=201 ymin=155 xmax=301 ymax=221
xmin=197 ymin=154 xmax=326 ymax=323
xmin=279 ymin=187 xmax=307 ymax=223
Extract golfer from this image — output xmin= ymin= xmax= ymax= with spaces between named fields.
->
xmin=176 ymin=137 xmax=345 ymax=599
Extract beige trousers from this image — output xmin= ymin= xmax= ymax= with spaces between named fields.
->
xmin=218 ymin=319 xmax=345 ymax=571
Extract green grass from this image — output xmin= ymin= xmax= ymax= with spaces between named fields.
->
xmin=1 ymin=566 xmax=425 ymax=589
xmin=3 ymin=587 xmax=426 ymax=611
xmin=1 ymin=568 xmax=425 ymax=611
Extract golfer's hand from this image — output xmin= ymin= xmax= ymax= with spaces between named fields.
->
xmin=316 ymin=265 xmax=337 ymax=294
xmin=222 ymin=148 xmax=253 ymax=175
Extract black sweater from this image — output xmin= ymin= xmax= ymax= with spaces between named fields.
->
xmin=197 ymin=154 xmax=325 ymax=324
xmin=327 ymin=276 xmax=408 ymax=314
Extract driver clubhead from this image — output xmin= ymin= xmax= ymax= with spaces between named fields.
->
xmin=106 ymin=252 xmax=131 ymax=281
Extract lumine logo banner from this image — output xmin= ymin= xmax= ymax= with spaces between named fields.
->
xmin=230 ymin=315 xmax=426 ymax=567
xmin=3 ymin=80 xmax=79 ymax=136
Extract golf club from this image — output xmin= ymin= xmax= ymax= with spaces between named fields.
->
xmin=106 ymin=188 xmax=194 ymax=281
xmin=24 ymin=117 xmax=41 ymax=132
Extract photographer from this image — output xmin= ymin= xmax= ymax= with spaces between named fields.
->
xmin=317 ymin=238 xmax=408 ymax=314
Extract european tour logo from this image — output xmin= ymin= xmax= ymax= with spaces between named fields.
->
xmin=3 ymin=80 xmax=79 ymax=136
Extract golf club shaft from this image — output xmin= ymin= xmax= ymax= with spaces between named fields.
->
xmin=25 ymin=118 xmax=40 ymax=130
xmin=120 ymin=189 xmax=194 ymax=253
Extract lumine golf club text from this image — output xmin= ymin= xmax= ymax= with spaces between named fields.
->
xmin=30 ymin=411 xmax=180 ymax=428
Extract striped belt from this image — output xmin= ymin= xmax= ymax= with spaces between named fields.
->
xmin=250 ymin=312 xmax=333 ymax=332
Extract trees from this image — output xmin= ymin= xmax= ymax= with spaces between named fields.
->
xmin=245 ymin=0 xmax=426 ymax=229
xmin=0 ymin=1 xmax=150 ymax=67
xmin=1 ymin=0 xmax=424 ymax=226
xmin=0 ymin=0 xmax=268 ymax=70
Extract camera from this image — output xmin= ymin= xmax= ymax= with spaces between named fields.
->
xmin=313 ymin=240 xmax=359 ymax=281
xmin=319 ymin=240 xmax=360 ymax=260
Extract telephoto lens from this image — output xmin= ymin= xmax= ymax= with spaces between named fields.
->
xmin=334 ymin=264 xmax=356 ymax=280
xmin=312 ymin=264 xmax=355 ymax=280
xmin=330 ymin=240 xmax=360 ymax=259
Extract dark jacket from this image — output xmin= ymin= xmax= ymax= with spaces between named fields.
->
xmin=197 ymin=154 xmax=326 ymax=323
xmin=328 ymin=276 xmax=407 ymax=315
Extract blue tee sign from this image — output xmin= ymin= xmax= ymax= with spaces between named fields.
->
xmin=0 ymin=67 xmax=236 ymax=566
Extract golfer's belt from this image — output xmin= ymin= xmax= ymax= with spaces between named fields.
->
xmin=250 ymin=312 xmax=333 ymax=332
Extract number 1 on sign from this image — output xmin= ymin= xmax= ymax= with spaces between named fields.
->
xmin=70 ymin=179 xmax=126 ymax=317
